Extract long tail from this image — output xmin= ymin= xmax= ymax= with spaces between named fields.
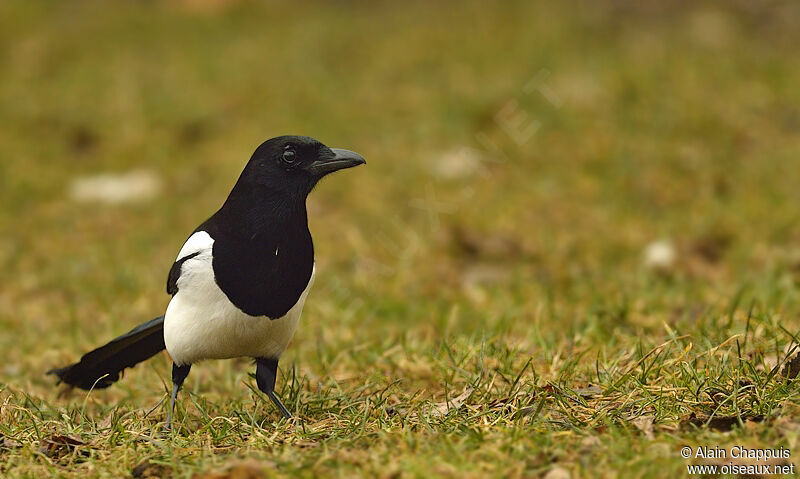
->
xmin=48 ymin=315 xmax=166 ymax=390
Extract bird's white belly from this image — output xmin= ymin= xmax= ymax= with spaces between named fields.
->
xmin=163 ymin=245 xmax=314 ymax=365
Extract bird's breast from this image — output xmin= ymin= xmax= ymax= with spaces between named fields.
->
xmin=164 ymin=259 xmax=315 ymax=365
xmin=163 ymin=231 xmax=315 ymax=365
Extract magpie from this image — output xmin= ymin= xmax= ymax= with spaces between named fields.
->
xmin=48 ymin=135 xmax=365 ymax=426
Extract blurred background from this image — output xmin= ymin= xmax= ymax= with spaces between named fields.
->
xmin=2 ymin=0 xmax=800 ymax=401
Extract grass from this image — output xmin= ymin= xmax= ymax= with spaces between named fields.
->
xmin=2 ymin=0 xmax=800 ymax=477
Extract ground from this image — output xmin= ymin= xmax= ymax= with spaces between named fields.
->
xmin=2 ymin=1 xmax=800 ymax=477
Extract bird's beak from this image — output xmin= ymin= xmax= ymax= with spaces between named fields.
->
xmin=306 ymin=148 xmax=366 ymax=176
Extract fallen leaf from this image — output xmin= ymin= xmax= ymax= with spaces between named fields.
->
xmin=385 ymin=404 xmax=407 ymax=417
xmin=0 ymin=433 xmax=22 ymax=451
xmin=691 ymin=231 xmax=732 ymax=264
xmin=544 ymin=465 xmax=571 ymax=479
xmin=449 ymin=225 xmax=525 ymax=261
xmin=192 ymin=460 xmax=270 ymax=479
xmin=580 ymin=436 xmax=601 ymax=448
xmin=97 ymin=413 xmax=114 ymax=430
xmin=486 ymin=392 xmax=529 ymax=412
xmin=517 ymin=405 xmax=539 ymax=417
xmin=38 ymin=435 xmax=89 ymax=461
xmin=573 ymin=384 xmax=603 ymax=399
xmin=781 ymin=353 xmax=800 ymax=380
xmin=429 ymin=387 xmax=474 ymax=417
xmin=681 ymin=414 xmax=764 ymax=431
xmin=132 ymin=460 xmax=171 ymax=478
xmin=67 ymin=125 xmax=98 ymax=153
xmin=460 ymin=263 xmax=512 ymax=287
xmin=631 ymin=415 xmax=655 ymax=440
xmin=579 ymin=435 xmax=601 ymax=454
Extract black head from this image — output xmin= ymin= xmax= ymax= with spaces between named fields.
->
xmin=235 ymin=135 xmax=365 ymax=200
xmin=208 ymin=136 xmax=364 ymax=317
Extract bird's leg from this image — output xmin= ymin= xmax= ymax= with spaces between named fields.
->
xmin=255 ymin=358 xmax=292 ymax=419
xmin=166 ymin=363 xmax=191 ymax=430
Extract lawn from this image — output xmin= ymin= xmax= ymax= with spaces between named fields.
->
xmin=2 ymin=1 xmax=800 ymax=477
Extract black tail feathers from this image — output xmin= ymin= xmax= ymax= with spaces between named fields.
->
xmin=48 ymin=315 xmax=167 ymax=390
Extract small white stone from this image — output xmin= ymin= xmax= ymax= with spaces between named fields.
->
xmin=643 ymin=240 xmax=676 ymax=270
xmin=544 ymin=466 xmax=571 ymax=479
xmin=69 ymin=169 xmax=162 ymax=204
xmin=430 ymin=147 xmax=485 ymax=180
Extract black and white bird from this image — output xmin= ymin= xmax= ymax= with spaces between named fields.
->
xmin=48 ymin=135 xmax=365 ymax=425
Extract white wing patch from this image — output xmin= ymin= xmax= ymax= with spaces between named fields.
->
xmin=176 ymin=231 xmax=214 ymax=261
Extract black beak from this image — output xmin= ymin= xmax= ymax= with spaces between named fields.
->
xmin=306 ymin=148 xmax=366 ymax=176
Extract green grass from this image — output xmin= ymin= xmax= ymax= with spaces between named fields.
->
xmin=2 ymin=0 xmax=800 ymax=477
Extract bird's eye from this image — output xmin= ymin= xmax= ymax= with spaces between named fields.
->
xmin=282 ymin=147 xmax=296 ymax=165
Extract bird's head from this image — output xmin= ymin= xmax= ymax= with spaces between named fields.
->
xmin=238 ymin=135 xmax=366 ymax=200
